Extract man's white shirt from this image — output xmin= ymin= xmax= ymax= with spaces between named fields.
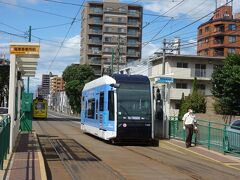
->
xmin=182 ymin=112 xmax=196 ymax=125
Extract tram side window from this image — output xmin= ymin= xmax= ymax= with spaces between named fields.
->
xmin=99 ymin=92 xmax=104 ymax=111
xmin=87 ymin=99 xmax=95 ymax=119
xmin=108 ymin=91 xmax=114 ymax=121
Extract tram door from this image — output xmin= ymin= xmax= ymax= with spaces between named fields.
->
xmin=95 ymin=93 xmax=100 ymax=128
xmin=98 ymin=92 xmax=105 ymax=130
xmin=155 ymin=88 xmax=164 ymax=138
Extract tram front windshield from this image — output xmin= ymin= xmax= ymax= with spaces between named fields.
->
xmin=35 ymin=102 xmax=45 ymax=110
xmin=117 ymin=83 xmax=151 ymax=121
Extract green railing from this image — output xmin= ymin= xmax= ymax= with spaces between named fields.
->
xmin=0 ymin=115 xmax=10 ymax=170
xmin=169 ymin=117 xmax=240 ymax=156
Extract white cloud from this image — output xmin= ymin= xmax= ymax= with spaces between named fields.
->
xmin=142 ymin=43 xmax=160 ymax=58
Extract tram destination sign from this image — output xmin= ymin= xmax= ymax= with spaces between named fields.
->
xmin=156 ymin=76 xmax=174 ymax=84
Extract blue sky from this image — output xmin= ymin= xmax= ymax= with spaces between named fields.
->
xmin=0 ymin=0 xmax=239 ymax=92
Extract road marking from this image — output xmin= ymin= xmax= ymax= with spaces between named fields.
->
xmin=162 ymin=141 xmax=240 ymax=171
xmin=160 ymin=143 xmax=185 ymax=155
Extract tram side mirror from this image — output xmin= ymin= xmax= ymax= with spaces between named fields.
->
xmin=110 ymin=83 xmax=120 ymax=88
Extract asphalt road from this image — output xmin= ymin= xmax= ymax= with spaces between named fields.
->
xmin=33 ymin=110 xmax=240 ymax=180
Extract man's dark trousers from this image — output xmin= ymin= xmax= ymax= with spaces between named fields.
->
xmin=185 ymin=124 xmax=193 ymax=147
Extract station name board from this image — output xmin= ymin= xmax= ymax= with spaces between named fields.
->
xmin=10 ymin=45 xmax=40 ymax=56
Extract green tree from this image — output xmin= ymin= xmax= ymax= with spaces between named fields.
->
xmin=0 ymin=65 xmax=9 ymax=106
xmin=212 ymin=54 xmax=240 ymax=118
xmin=62 ymin=64 xmax=94 ymax=113
xmin=178 ymin=78 xmax=206 ymax=120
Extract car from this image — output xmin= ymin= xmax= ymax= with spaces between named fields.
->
xmin=224 ymin=120 xmax=240 ymax=152
xmin=0 ymin=107 xmax=8 ymax=121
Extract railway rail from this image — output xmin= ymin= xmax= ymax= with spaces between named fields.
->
xmin=35 ymin=120 xmax=124 ymax=180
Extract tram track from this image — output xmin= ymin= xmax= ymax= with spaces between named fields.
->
xmin=35 ymin=119 xmax=125 ymax=180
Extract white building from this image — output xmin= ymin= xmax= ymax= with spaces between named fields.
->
xmin=120 ymin=54 xmax=224 ymax=116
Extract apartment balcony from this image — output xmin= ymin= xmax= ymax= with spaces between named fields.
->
xmin=89 ymin=58 xmax=102 ymax=65
xmin=127 ymin=42 xmax=140 ymax=47
xmin=88 ymin=29 xmax=102 ymax=35
xmin=88 ymin=19 xmax=103 ymax=25
xmin=88 ymin=39 xmax=102 ymax=45
xmin=104 ymin=9 xmax=127 ymax=15
xmin=127 ymin=32 xmax=139 ymax=37
xmin=170 ymin=67 xmax=213 ymax=80
xmin=103 ymin=30 xmax=126 ymax=34
xmin=128 ymin=21 xmax=140 ymax=27
xmin=128 ymin=11 xmax=140 ymax=17
xmin=88 ymin=50 xmax=102 ymax=55
xmin=127 ymin=51 xmax=140 ymax=57
xmin=89 ymin=9 xmax=103 ymax=15
xmin=104 ymin=20 xmax=127 ymax=25
xmin=213 ymin=50 xmax=224 ymax=57
xmin=170 ymin=88 xmax=191 ymax=100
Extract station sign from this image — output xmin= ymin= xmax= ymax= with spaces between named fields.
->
xmin=10 ymin=44 xmax=40 ymax=57
xmin=156 ymin=76 xmax=174 ymax=84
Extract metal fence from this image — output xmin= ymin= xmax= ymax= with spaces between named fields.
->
xmin=169 ymin=117 xmax=240 ymax=156
xmin=0 ymin=115 xmax=10 ymax=170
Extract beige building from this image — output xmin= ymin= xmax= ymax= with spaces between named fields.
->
xmin=149 ymin=55 xmax=224 ymax=116
xmin=50 ymin=76 xmax=65 ymax=93
xmin=80 ymin=0 xmax=143 ymax=76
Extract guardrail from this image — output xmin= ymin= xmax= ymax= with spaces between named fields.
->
xmin=169 ymin=117 xmax=240 ymax=156
xmin=0 ymin=115 xmax=10 ymax=170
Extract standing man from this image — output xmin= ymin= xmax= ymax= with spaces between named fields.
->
xmin=182 ymin=108 xmax=196 ymax=148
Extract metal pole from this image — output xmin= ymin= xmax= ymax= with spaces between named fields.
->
xmin=27 ymin=26 xmax=31 ymax=93
xmin=8 ymin=54 xmax=17 ymax=153
xmin=117 ymin=35 xmax=120 ymax=74
xmin=162 ymin=39 xmax=166 ymax=75
xmin=111 ymin=48 xmax=114 ymax=75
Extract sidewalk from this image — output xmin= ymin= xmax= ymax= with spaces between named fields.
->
xmin=4 ymin=132 xmax=47 ymax=180
xmin=161 ymin=139 xmax=240 ymax=171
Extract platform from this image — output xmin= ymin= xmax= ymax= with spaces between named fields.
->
xmin=3 ymin=132 xmax=47 ymax=180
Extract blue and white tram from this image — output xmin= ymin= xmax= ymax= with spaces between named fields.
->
xmin=81 ymin=74 xmax=153 ymax=143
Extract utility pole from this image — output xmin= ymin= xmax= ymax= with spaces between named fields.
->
xmin=111 ymin=48 xmax=114 ymax=75
xmin=117 ymin=35 xmax=121 ymax=74
xmin=27 ymin=25 xmax=31 ymax=93
xmin=162 ymin=39 xmax=166 ymax=75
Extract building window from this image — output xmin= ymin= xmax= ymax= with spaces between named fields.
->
xmin=105 ymin=27 xmax=112 ymax=32
xmin=104 ymin=47 xmax=111 ymax=52
xmin=176 ymin=83 xmax=187 ymax=89
xmin=177 ymin=62 xmax=188 ymax=68
xmin=205 ymin=26 xmax=209 ymax=32
xmin=228 ymin=48 xmax=235 ymax=54
xmin=199 ymin=29 xmax=202 ymax=35
xmin=118 ymin=28 xmax=125 ymax=33
xmin=128 ymin=9 xmax=137 ymax=14
xmin=197 ymin=84 xmax=206 ymax=90
xmin=229 ymin=35 xmax=236 ymax=43
xmin=205 ymin=37 xmax=209 ymax=43
xmin=105 ymin=17 xmax=112 ymax=22
xmin=229 ymin=24 xmax=236 ymax=30
xmin=128 ymin=29 xmax=137 ymax=35
xmin=195 ymin=64 xmax=206 ymax=77
xmin=104 ymin=37 xmax=112 ymax=42
xmin=118 ymin=8 xmax=126 ymax=13
xmin=105 ymin=7 xmax=113 ymax=12
xmin=175 ymin=103 xmax=181 ymax=110
xmin=128 ymin=39 xmax=136 ymax=45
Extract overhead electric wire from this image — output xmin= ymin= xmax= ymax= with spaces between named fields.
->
xmin=143 ymin=0 xmax=185 ymax=29
xmin=144 ymin=0 xmax=233 ymax=45
xmin=0 ymin=29 xmax=26 ymax=38
xmin=48 ymin=0 xmax=86 ymax=71
xmin=32 ymin=21 xmax=80 ymax=30
xmin=0 ymin=0 xmax=79 ymax=20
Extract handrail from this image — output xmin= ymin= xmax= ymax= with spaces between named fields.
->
xmin=0 ymin=115 xmax=11 ymax=170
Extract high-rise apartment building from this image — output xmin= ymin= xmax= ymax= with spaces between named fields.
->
xmin=80 ymin=0 xmax=143 ymax=76
xmin=50 ymin=76 xmax=65 ymax=93
xmin=41 ymin=74 xmax=56 ymax=98
xmin=197 ymin=5 xmax=240 ymax=57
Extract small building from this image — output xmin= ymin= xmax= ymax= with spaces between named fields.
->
xmin=149 ymin=54 xmax=224 ymax=115
xmin=50 ymin=76 xmax=65 ymax=94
